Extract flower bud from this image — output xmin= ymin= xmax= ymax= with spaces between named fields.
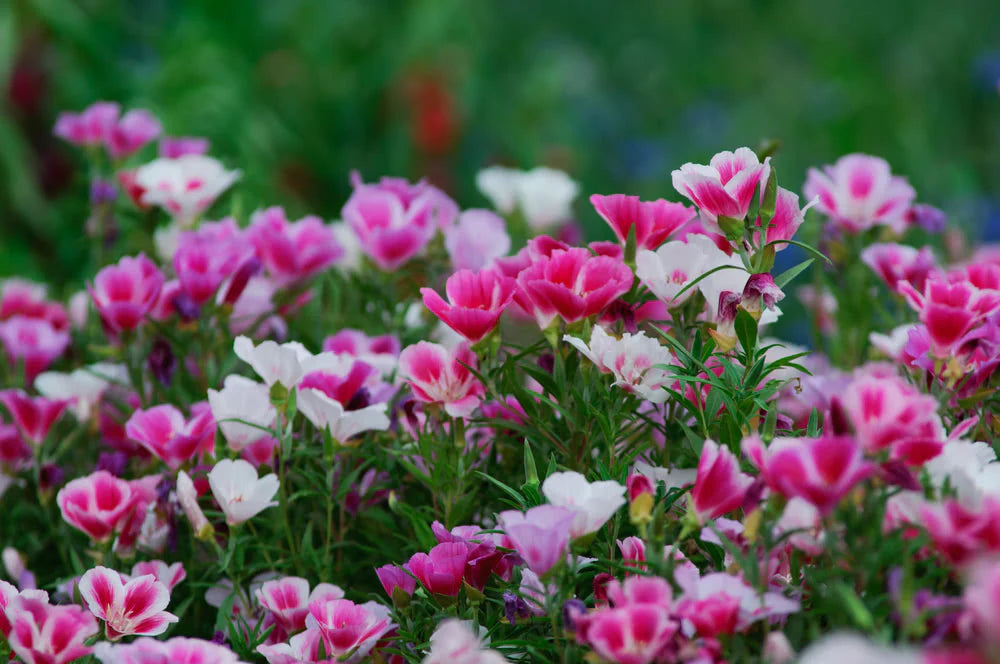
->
xmin=176 ymin=470 xmax=213 ymax=541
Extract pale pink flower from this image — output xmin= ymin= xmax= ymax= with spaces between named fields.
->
xmin=130 ymin=561 xmax=186 ymax=592
xmin=423 ymin=619 xmax=508 ymax=664
xmin=861 ymin=243 xmax=938 ymax=294
xmin=159 ymin=136 xmax=210 ymax=158
xmin=541 ymin=470 xmax=626 ymax=538
xmin=95 ymin=636 xmax=243 ymax=664
xmin=635 ymin=234 xmax=725 ymax=307
xmin=322 ymin=328 xmax=400 ymax=377
xmin=963 ymin=560 xmax=1000 ymax=642
xmin=564 ymin=326 xmax=674 ymax=403
xmin=476 ymin=166 xmax=579 ymax=230
xmin=134 ymin=155 xmax=240 ymax=226
xmin=690 ymin=439 xmax=755 ymax=523
xmin=0 ymin=316 xmax=70 ymax=384
xmin=208 ymin=458 xmax=279 ymax=525
xmin=498 ymin=505 xmax=575 ymax=575
xmin=444 ymin=209 xmax=511 ymax=271
xmin=676 ymin=572 xmax=799 ymax=630
xmin=671 ymin=147 xmax=771 ymax=231
xmin=421 ymin=269 xmax=517 ymax=344
xmin=804 ymin=153 xmax=916 ymax=234
xmin=399 ymin=341 xmax=484 ymax=418
xmin=78 ymin=565 xmax=178 ymax=640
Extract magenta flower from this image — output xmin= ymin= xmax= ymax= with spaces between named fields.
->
xmin=498 ymin=504 xmax=575 ymax=576
xmin=375 ymin=564 xmax=417 ymax=599
xmin=804 ymin=153 xmax=916 ymax=234
xmin=514 ymin=248 xmax=633 ymax=329
xmin=740 ymin=273 xmax=785 ymax=319
xmin=247 ymin=207 xmax=343 ymax=287
xmin=106 ymin=109 xmax=162 ymax=159
xmin=0 ymin=423 xmax=31 ymax=469
xmin=89 ymin=253 xmax=165 ymax=333
xmin=174 ymin=218 xmax=255 ymax=304
xmin=78 ymin=565 xmax=178 ymax=640
xmin=690 ymin=439 xmax=755 ymax=523
xmin=444 ymin=209 xmax=511 ymax=271
xmin=917 ymin=498 xmax=1000 ymax=566
xmin=5 ymin=591 xmax=98 ymax=664
xmin=421 ymin=269 xmax=517 ymax=344
xmin=130 ymin=561 xmax=186 ymax=592
xmin=582 ymin=603 xmax=678 ymax=664
xmin=0 ymin=316 xmax=70 ymax=384
xmin=671 ymin=147 xmax=771 ymax=230
xmin=159 ymin=136 xmax=210 ymax=158
xmin=744 ymin=433 xmax=874 ymax=515
xmin=53 ymin=101 xmax=120 ymax=147
xmin=0 ymin=389 xmax=69 ymax=446
xmin=95 ymin=636 xmax=242 ymax=664
xmin=398 ymin=341 xmax=485 ymax=418
xmin=342 ymin=172 xmax=458 ymax=271
xmin=590 ymin=193 xmax=696 ymax=251
xmin=323 ymin=328 xmax=400 ymax=377
xmin=899 ymin=271 xmax=1000 ymax=358
xmin=305 ymin=598 xmax=393 ymax=660
xmin=676 ymin=592 xmax=741 ymax=638
xmin=861 ymin=243 xmax=938 ymax=294
xmin=125 ymin=403 xmax=216 ymax=470
xmin=407 ymin=542 xmax=469 ymax=596
xmin=56 ymin=470 xmax=137 ymax=542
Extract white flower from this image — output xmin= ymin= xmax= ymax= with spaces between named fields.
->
xmin=475 ymin=166 xmax=579 ymax=230
xmin=330 ymin=221 xmax=363 ymax=273
xmin=798 ymin=634 xmax=921 ymax=664
xmin=635 ymin=237 xmax=715 ymax=307
xmin=925 ymin=439 xmax=1000 ymax=503
xmin=633 ymin=461 xmax=697 ymax=490
xmin=233 ymin=335 xmax=314 ymax=388
xmin=35 ymin=363 xmax=128 ymax=421
xmin=541 ymin=471 xmax=626 ymax=538
xmin=176 ymin=470 xmax=212 ymax=539
xmin=208 ymin=458 xmax=279 ymax=525
xmin=207 ymin=375 xmax=277 ymax=450
xmin=297 ymin=389 xmax=390 ymax=443
xmin=563 ymin=326 xmax=674 ymax=403
xmin=869 ymin=324 xmax=916 ymax=361
xmin=68 ymin=290 xmax=89 ymax=330
xmin=135 ymin=155 xmax=240 ymax=227
xmin=423 ymin=619 xmax=508 ymax=664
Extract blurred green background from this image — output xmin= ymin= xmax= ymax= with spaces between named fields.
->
xmin=2 ymin=0 xmax=1000 ymax=289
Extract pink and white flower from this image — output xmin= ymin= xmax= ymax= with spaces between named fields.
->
xmin=296 ymin=358 xmax=391 ymax=442
xmin=690 ymin=439 xmax=755 ymax=523
xmin=78 ymin=565 xmax=178 ymax=640
xmin=861 ymin=243 xmax=938 ymax=293
xmin=56 ymin=470 xmax=137 ymax=542
xmin=540 ymin=471 xmax=626 ymax=538
xmin=804 ymin=153 xmax=916 ymax=234
xmin=590 ymin=193 xmax=696 ymax=251
xmin=89 ymin=253 xmax=165 ymax=333
xmin=399 ymin=341 xmax=484 ymax=418
xmin=563 ymin=326 xmax=674 ymax=403
xmin=130 ymin=561 xmax=186 ymax=592
xmin=444 ymin=209 xmax=511 ymax=271
xmin=305 ymin=598 xmax=394 ymax=661
xmin=174 ymin=218 xmax=255 ymax=304
xmin=497 ymin=505 xmax=575 ymax=575
xmin=5 ymin=591 xmax=98 ymax=664
xmin=134 ymin=155 xmax=240 ymax=226
xmin=423 ymin=619 xmax=508 ymax=664
xmin=53 ymin=101 xmax=120 ymax=147
xmin=899 ymin=271 xmax=1000 ymax=358
xmin=751 ymin=187 xmax=816 ymax=250
xmin=176 ymin=470 xmax=213 ymax=539
xmin=635 ymin=234 xmax=726 ymax=307
xmin=322 ymin=329 xmax=400 ymax=377
xmin=95 ymin=636 xmax=243 ymax=664
xmin=0 ymin=389 xmax=70 ymax=445
xmin=247 ymin=207 xmax=344 ymax=286
xmin=421 ymin=269 xmax=517 ymax=344
xmin=671 ymin=147 xmax=771 ymax=230
xmin=255 ymin=577 xmax=345 ymax=641
xmin=125 ymin=403 xmax=216 ymax=470
xmin=0 ymin=316 xmax=70 ymax=384
xmin=106 ymin=109 xmax=162 ymax=159
xmin=582 ymin=603 xmax=677 ymax=664
xmin=208 ymin=458 xmax=279 ymax=525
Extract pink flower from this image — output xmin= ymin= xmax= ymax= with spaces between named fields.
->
xmin=671 ymin=147 xmax=771 ymax=230
xmin=839 ymin=374 xmax=947 ymax=465
xmin=918 ymin=498 xmax=1000 ymax=566
xmin=582 ymin=604 xmax=678 ymax=664
xmin=375 ymin=565 xmax=417 ymax=599
xmin=804 ymin=153 xmax=916 ymax=234
xmin=247 ymin=207 xmax=344 ymax=286
xmin=5 ymin=592 xmax=98 ymax=664
xmin=861 ymin=243 xmax=938 ymax=293
xmin=255 ymin=577 xmax=345 ymax=639
xmin=676 ymin=592 xmax=741 ymax=637
xmin=423 ymin=619 xmax=508 ymax=664
xmin=130 ymin=561 xmax=186 ymax=592
xmin=56 ymin=471 xmax=137 ymax=542
xmin=159 ymin=136 xmax=210 ymax=158
xmin=297 ymin=360 xmax=391 ymax=443
xmin=399 ymin=341 xmax=485 ymax=418
xmin=899 ymin=275 xmax=1000 ymax=358
xmin=407 ymin=542 xmax=469 ymax=596
xmin=89 ymin=253 xmax=165 ymax=333
xmin=514 ymin=248 xmax=633 ymax=329
xmin=421 ymin=269 xmax=517 ymax=344
xmin=751 ymin=187 xmax=815 ymax=250
xmin=78 ymin=565 xmax=178 ymax=640
xmin=498 ymin=505 xmax=575 ymax=575
xmin=306 ymin=598 xmax=394 ymax=660
xmin=174 ymin=218 xmax=255 ymax=304
xmin=444 ymin=209 xmax=511 ymax=271
xmin=106 ymin=109 xmax=162 ymax=159
xmin=590 ymin=194 xmax=696 ymax=251
xmin=95 ymin=636 xmax=242 ymax=664
xmin=0 ymin=389 xmax=69 ymax=445
xmin=134 ymin=155 xmax=240 ymax=226
xmin=125 ymin=403 xmax=216 ymax=470
xmin=323 ymin=329 xmax=400 ymax=376
xmin=677 ymin=572 xmax=799 ymax=630
xmin=0 ymin=422 xmax=31 ymax=469
xmin=744 ymin=433 xmax=875 ymax=515
xmin=964 ymin=560 xmax=1000 ymax=641
xmin=690 ymin=439 xmax=755 ymax=523
xmin=0 ymin=316 xmax=70 ymax=384
xmin=342 ymin=172 xmax=458 ymax=271
xmin=53 ymin=101 xmax=120 ymax=146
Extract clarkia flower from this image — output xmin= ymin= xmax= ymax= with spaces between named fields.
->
xmin=5 ymin=591 xmax=98 ymax=664
xmin=296 ymin=358 xmax=391 ymax=443
xmin=0 ymin=389 xmax=70 ymax=446
xmin=106 ymin=109 xmax=162 ymax=159
xmin=131 ymin=560 xmax=186 ymax=592
xmin=444 ymin=209 xmax=511 ymax=271
xmin=207 ymin=375 xmax=277 ymax=451
xmin=476 ymin=166 xmax=579 ymax=230
xmin=540 ymin=471 xmax=626 ymax=538
xmin=176 ymin=470 xmax=212 ymax=540
xmin=498 ymin=505 xmax=575 ymax=576
xmin=159 ymin=136 xmax=210 ymax=158
xmin=804 ymin=153 xmax=916 ymax=234
xmin=671 ymin=147 xmax=771 ymax=231
xmin=247 ymin=207 xmax=343 ymax=287
xmin=0 ymin=316 xmax=70 ymax=384
xmin=861 ymin=243 xmax=938 ymax=294
xmin=590 ymin=193 xmax=696 ymax=251
xmin=564 ymin=326 xmax=674 ymax=403
xmin=174 ymin=218 xmax=255 ymax=304
xmin=423 ymin=619 xmax=508 ymax=664
xmin=95 ymin=636 xmax=243 ymax=664
xmin=53 ymin=101 xmax=120 ymax=147
xmin=690 ymin=439 xmax=755 ymax=523
xmin=89 ymin=253 xmax=165 ymax=333
xmin=208 ymin=458 xmax=279 ymax=525
xmin=78 ymin=565 xmax=178 ymax=640
xmin=399 ymin=341 xmax=484 ymax=418
xmin=255 ymin=577 xmax=345 ymax=642
xmin=375 ymin=564 xmax=417 ymax=599
xmin=421 ymin=269 xmax=517 ymax=344
xmin=125 ymin=403 xmax=216 ymax=470
xmin=899 ymin=273 xmax=1000 ymax=358
xmin=134 ymin=155 xmax=240 ymax=226
xmin=323 ymin=328 xmax=400 ymax=377
xmin=34 ymin=363 xmax=126 ymax=422
xmin=635 ymin=234 xmax=731 ymax=308
xmin=751 ymin=187 xmax=815 ymax=250
xmin=740 ymin=273 xmax=785 ymax=320
xmin=304 ymin=598 xmax=394 ymax=661
xmin=407 ymin=542 xmax=469 ymax=596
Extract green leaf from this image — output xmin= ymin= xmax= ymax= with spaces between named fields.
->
xmin=522 ymin=440 xmax=539 ymax=489
xmin=835 ymin=583 xmax=875 ymax=630
xmin=763 ymin=238 xmax=832 ymax=264
xmin=774 ymin=258 xmax=815 ymax=289
xmin=734 ymin=309 xmax=758 ymax=356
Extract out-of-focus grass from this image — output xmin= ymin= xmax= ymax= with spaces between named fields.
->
xmin=2 ymin=0 xmax=999 ymax=287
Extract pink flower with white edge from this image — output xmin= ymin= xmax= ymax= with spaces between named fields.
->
xmin=744 ymin=433 xmax=875 ymax=515
xmin=247 ymin=207 xmax=344 ymax=287
xmin=208 ymin=458 xmax=279 ymax=525
xmin=917 ymin=498 xmax=1000 ymax=566
xmin=564 ymin=325 xmax=674 ymax=403
xmin=159 ymin=136 xmax=210 ymax=158
xmin=399 ymin=341 xmax=484 ymax=418
xmin=540 ymin=470 xmax=626 ymax=538
xmin=444 ymin=209 xmax=511 ymax=271
xmin=514 ymin=248 xmax=633 ymax=329
xmin=861 ymin=243 xmax=938 ymax=294
xmin=690 ymin=439 xmax=755 ymax=524
xmin=498 ymin=505 xmax=575 ymax=576
xmin=255 ymin=577 xmax=345 ymax=641
xmin=207 ymin=375 xmax=277 ymax=451
xmin=0 ymin=316 xmax=70 ymax=384
xmin=0 ymin=389 xmax=69 ymax=445
xmin=106 ymin=109 xmax=162 ymax=159
xmin=751 ymin=187 xmax=816 ymax=250
xmin=590 ymin=193 xmax=696 ymax=251
xmin=176 ymin=470 xmax=212 ymax=540
xmin=804 ymin=153 xmax=916 ymax=234
xmin=130 ymin=561 xmax=186 ymax=592
xmin=840 ymin=374 xmax=947 ymax=465
xmin=423 ymin=619 xmax=509 ymax=664
xmin=582 ymin=603 xmax=678 ymax=664
xmin=174 ymin=218 xmax=255 ymax=304
xmin=297 ymin=359 xmax=391 ymax=443
xmin=78 ymin=565 xmax=178 ymax=640
xmin=125 ymin=403 xmax=216 ymax=470
xmin=671 ymin=147 xmax=771 ymax=231
xmin=89 ymin=253 xmax=165 ymax=332
xmin=134 ymin=155 xmax=240 ymax=227
xmin=407 ymin=542 xmax=469 ymax=596
xmin=56 ymin=470 xmax=137 ymax=542
xmin=899 ymin=276 xmax=1000 ymax=358
xmin=53 ymin=101 xmax=120 ymax=146
xmin=342 ymin=172 xmax=458 ymax=271
xmin=306 ymin=598 xmax=394 ymax=661
xmin=6 ymin=592 xmax=98 ymax=664
xmin=421 ymin=269 xmax=517 ymax=344
xmin=95 ymin=636 xmax=244 ymax=664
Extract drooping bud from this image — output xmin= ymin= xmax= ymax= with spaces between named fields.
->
xmin=740 ymin=273 xmax=784 ymax=321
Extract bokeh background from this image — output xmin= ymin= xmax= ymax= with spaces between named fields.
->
xmin=3 ymin=0 xmax=1000 ymax=290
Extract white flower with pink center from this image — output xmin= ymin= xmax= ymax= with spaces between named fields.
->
xmin=563 ymin=326 xmax=674 ymax=403
xmin=135 ymin=155 xmax=240 ymax=227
